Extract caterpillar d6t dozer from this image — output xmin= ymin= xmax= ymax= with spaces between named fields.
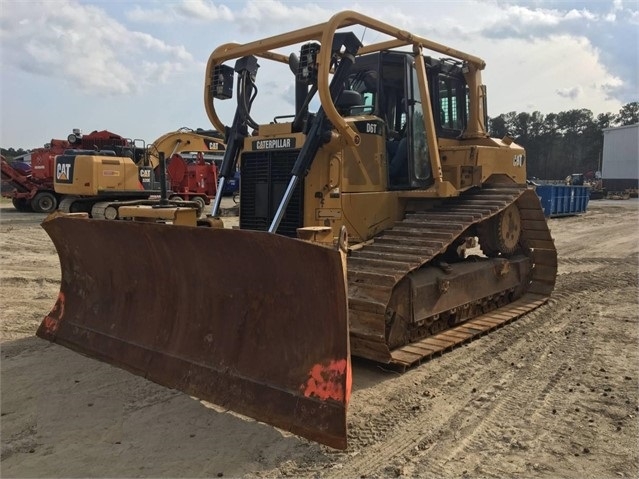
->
xmin=37 ymin=11 xmax=557 ymax=449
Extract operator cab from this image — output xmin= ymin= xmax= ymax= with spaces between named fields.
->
xmin=345 ymin=52 xmax=470 ymax=190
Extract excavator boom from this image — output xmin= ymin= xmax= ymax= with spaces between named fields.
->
xmin=146 ymin=127 xmax=225 ymax=170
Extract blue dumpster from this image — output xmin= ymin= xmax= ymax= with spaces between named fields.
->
xmin=534 ymin=185 xmax=590 ymax=217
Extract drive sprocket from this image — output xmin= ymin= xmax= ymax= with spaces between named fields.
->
xmin=478 ymin=204 xmax=522 ymax=257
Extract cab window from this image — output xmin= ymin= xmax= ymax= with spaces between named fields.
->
xmin=438 ymin=75 xmax=466 ymax=133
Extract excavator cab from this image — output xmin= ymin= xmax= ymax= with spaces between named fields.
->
xmin=37 ymin=11 xmax=556 ymax=450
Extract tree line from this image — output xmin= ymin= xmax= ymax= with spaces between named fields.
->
xmin=488 ymin=102 xmax=638 ymax=180
xmin=1 ymin=147 xmax=29 ymax=161
xmin=2 ymin=102 xmax=637 ymax=180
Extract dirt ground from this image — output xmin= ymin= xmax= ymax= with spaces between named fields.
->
xmin=1 ymin=198 xmax=637 ymax=478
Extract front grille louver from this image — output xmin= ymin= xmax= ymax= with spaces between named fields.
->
xmin=239 ymin=150 xmax=304 ymax=238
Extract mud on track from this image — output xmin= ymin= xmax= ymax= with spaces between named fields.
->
xmin=1 ymin=199 xmax=638 ymax=478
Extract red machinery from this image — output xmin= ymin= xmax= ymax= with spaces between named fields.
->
xmin=2 ymin=130 xmax=134 ymax=212
xmin=166 ymin=152 xmax=219 ymax=211
xmin=3 ymin=128 xmax=227 ymax=214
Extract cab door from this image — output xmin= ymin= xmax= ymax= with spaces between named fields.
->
xmin=384 ymin=53 xmax=433 ymax=190
xmin=406 ymin=61 xmax=433 ymax=188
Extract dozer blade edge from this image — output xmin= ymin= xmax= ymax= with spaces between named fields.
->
xmin=37 ymin=214 xmax=351 ymax=449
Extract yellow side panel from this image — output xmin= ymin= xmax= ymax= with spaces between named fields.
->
xmin=54 ymin=156 xmax=97 ymax=195
xmin=97 ymin=159 xmax=141 ymax=191
xmin=96 ymin=159 xmax=125 ymax=190
xmin=54 ymin=156 xmax=143 ymax=195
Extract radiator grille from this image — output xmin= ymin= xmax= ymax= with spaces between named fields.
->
xmin=239 ymin=150 xmax=304 ymax=238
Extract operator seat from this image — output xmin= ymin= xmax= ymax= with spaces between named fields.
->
xmin=336 ymin=90 xmax=363 ymax=116
xmin=388 ymin=137 xmax=408 ymax=182
xmin=386 ymin=96 xmax=409 ymax=185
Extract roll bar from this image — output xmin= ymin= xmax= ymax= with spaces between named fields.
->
xmin=204 ymin=10 xmax=488 ymax=149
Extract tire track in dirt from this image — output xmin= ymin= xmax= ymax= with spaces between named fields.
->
xmin=0 ymin=231 xmax=56 ymax=253
xmin=2 ymin=202 xmax=637 ymax=478
xmin=0 ymin=216 xmax=61 ymax=341
xmin=328 ymin=302 xmax=559 ymax=476
xmin=2 ymin=277 xmax=60 ymax=286
xmin=0 ymin=219 xmax=47 ymax=228
xmin=421 ymin=289 xmax=606 ymax=477
xmin=328 ymin=255 xmax=636 ymax=478
xmin=328 ymin=311 xmax=547 ymax=458
xmin=521 ymin=285 xmax=639 ymax=476
xmin=559 ymin=256 xmax=638 ymax=266
xmin=364 ymin=304 xmax=566 ymax=477
xmin=328 ymin=254 xmax=636 ymax=474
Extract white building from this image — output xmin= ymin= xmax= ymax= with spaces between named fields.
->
xmin=602 ymin=123 xmax=639 ymax=191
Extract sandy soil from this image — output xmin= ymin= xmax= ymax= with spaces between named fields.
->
xmin=1 ymin=198 xmax=638 ymax=478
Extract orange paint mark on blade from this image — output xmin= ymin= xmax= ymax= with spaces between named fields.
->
xmin=346 ymin=356 xmax=352 ymax=402
xmin=302 ymin=359 xmax=348 ymax=402
xmin=42 ymin=292 xmax=65 ymax=333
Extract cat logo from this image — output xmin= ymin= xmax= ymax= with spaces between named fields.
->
xmin=55 ymin=163 xmax=72 ymax=182
xmin=513 ymin=154 xmax=525 ymax=167
xmin=55 ymin=156 xmax=75 ymax=184
xmin=57 ymin=163 xmax=70 ymax=180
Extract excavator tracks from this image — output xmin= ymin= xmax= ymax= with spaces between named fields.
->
xmin=347 ymin=184 xmax=557 ymax=367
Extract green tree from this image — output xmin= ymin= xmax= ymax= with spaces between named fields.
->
xmin=485 ymin=104 xmax=639 ymax=180
xmin=488 ymin=114 xmax=508 ymax=138
xmin=1 ymin=148 xmax=29 ymax=161
xmin=616 ymin=102 xmax=639 ymax=126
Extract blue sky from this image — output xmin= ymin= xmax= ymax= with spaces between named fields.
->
xmin=1 ymin=0 xmax=637 ymax=149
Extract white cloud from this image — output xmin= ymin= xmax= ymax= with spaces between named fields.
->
xmin=125 ymin=5 xmax=172 ymax=23
xmin=176 ymin=0 xmax=234 ymax=21
xmin=506 ymin=5 xmax=563 ymax=27
xmin=556 ymin=85 xmax=583 ymax=100
xmin=126 ymin=0 xmax=234 ymax=24
xmin=1 ymin=0 xmax=195 ymax=95
xmin=235 ymin=0 xmax=331 ymax=29
xmin=130 ymin=32 xmax=193 ymax=61
xmin=126 ymin=0 xmax=333 ymax=33
xmin=479 ymin=34 xmax=623 ymax=115
xmin=565 ymin=9 xmax=596 ymax=21
xmin=1 ymin=0 xmax=634 ymax=149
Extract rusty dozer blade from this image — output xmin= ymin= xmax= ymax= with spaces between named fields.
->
xmin=37 ymin=214 xmax=351 ymax=449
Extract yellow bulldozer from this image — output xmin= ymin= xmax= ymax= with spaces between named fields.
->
xmin=37 ymin=11 xmax=557 ymax=449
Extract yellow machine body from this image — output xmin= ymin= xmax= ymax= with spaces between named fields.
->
xmin=53 ymin=154 xmax=145 ymax=196
xmin=52 ymin=128 xmax=225 ymax=218
xmin=38 ymin=11 xmax=556 ymax=449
